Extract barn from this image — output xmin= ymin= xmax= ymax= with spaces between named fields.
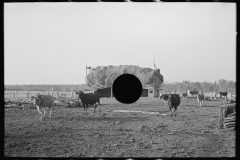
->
xmin=95 ymin=87 xmax=149 ymax=98
xmin=96 ymin=87 xmax=112 ymax=98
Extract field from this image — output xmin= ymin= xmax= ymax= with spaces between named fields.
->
xmin=4 ymin=97 xmax=235 ymax=157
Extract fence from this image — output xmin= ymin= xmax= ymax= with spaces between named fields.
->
xmin=4 ymin=90 xmax=77 ymax=100
xmin=4 ymin=90 xmax=81 ymax=108
xmin=219 ymin=103 xmax=236 ymax=129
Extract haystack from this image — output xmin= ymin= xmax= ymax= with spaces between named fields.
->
xmin=86 ymin=65 xmax=164 ymax=89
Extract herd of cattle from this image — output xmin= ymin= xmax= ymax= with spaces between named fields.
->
xmin=7 ymin=90 xmax=232 ymax=120
xmin=157 ymin=90 xmax=230 ymax=117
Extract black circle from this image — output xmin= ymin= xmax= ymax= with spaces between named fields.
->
xmin=112 ymin=74 xmax=142 ymax=104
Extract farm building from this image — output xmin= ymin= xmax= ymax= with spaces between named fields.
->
xmin=95 ymin=87 xmax=149 ymax=98
xmin=96 ymin=87 xmax=112 ymax=98
xmin=145 ymin=69 xmax=162 ymax=98
xmin=145 ymin=85 xmax=161 ymax=98
xmin=141 ymin=88 xmax=148 ymax=97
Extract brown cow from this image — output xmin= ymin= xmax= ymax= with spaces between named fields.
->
xmin=197 ymin=92 xmax=204 ymax=107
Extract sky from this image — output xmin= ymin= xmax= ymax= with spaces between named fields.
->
xmin=4 ymin=3 xmax=236 ymax=85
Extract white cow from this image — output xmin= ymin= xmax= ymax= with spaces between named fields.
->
xmin=31 ymin=95 xmax=54 ymax=120
xmin=211 ymin=92 xmax=218 ymax=100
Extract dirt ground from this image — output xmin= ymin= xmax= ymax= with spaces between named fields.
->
xmin=4 ymin=97 xmax=235 ymax=157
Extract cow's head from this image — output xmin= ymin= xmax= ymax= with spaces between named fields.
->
xmin=159 ymin=93 xmax=163 ymax=99
xmin=31 ymin=95 xmax=44 ymax=106
xmin=76 ymin=91 xmax=84 ymax=98
xmin=166 ymin=94 xmax=173 ymax=105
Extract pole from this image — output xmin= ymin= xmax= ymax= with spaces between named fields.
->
xmin=111 ymin=87 xmax=112 ymax=98
xmin=154 ymin=55 xmax=155 ymax=70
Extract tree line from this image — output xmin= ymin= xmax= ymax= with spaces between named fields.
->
xmin=4 ymin=84 xmax=90 ymax=92
xmin=161 ymin=79 xmax=235 ymax=94
xmin=4 ymin=79 xmax=235 ymax=94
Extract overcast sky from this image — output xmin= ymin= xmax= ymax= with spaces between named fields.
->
xmin=4 ymin=3 xmax=236 ymax=85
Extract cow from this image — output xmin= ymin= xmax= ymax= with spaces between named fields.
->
xmin=187 ymin=90 xmax=199 ymax=97
xmin=182 ymin=92 xmax=188 ymax=100
xmin=159 ymin=93 xmax=170 ymax=107
xmin=31 ymin=95 xmax=54 ymax=120
xmin=196 ymin=92 xmax=204 ymax=107
xmin=166 ymin=93 xmax=181 ymax=117
xmin=76 ymin=91 xmax=100 ymax=112
xmin=218 ymin=92 xmax=228 ymax=99
xmin=225 ymin=98 xmax=236 ymax=104
xmin=211 ymin=92 xmax=218 ymax=100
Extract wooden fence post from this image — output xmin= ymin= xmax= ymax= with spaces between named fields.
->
xmin=111 ymin=87 xmax=112 ymax=98
xmin=219 ymin=105 xmax=224 ymax=129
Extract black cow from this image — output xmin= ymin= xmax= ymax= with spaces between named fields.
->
xmin=218 ymin=92 xmax=228 ymax=98
xmin=76 ymin=91 xmax=100 ymax=112
xmin=187 ymin=90 xmax=199 ymax=97
xmin=166 ymin=93 xmax=181 ymax=117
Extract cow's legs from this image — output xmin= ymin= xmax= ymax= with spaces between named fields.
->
xmin=43 ymin=108 xmax=46 ymax=119
xmin=36 ymin=106 xmax=43 ymax=120
xmin=172 ymin=107 xmax=175 ymax=116
xmin=94 ymin=104 xmax=96 ymax=112
xmin=49 ymin=108 xmax=52 ymax=118
xmin=168 ymin=106 xmax=171 ymax=116
xmin=170 ymin=107 xmax=173 ymax=117
xmin=174 ymin=107 xmax=177 ymax=117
